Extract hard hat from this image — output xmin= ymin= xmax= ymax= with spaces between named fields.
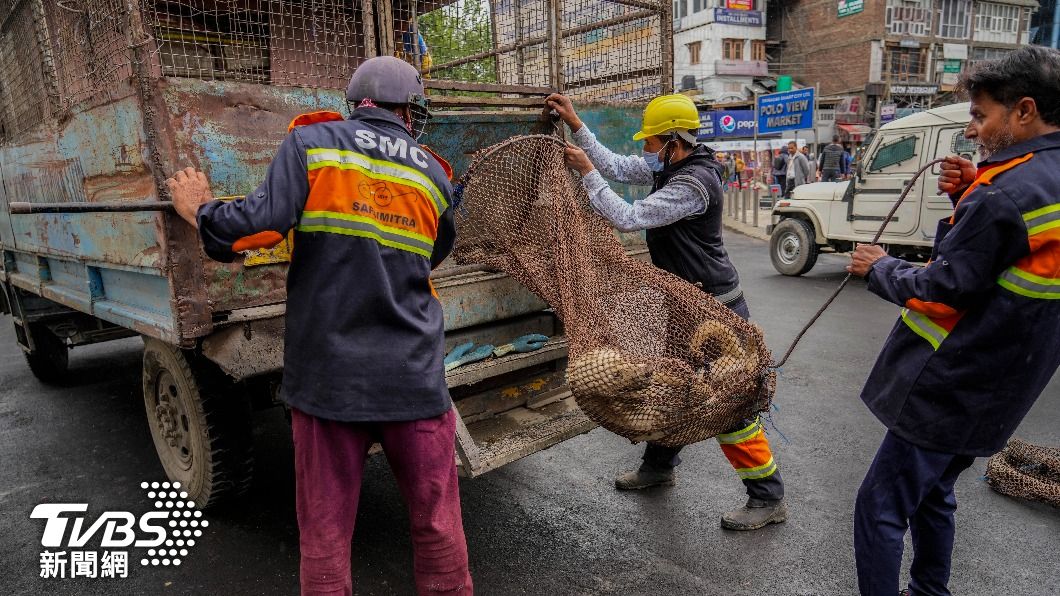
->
xmin=346 ymin=56 xmax=425 ymax=105
xmin=633 ymin=94 xmax=701 ymax=141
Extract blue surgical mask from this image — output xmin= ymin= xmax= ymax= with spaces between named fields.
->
xmin=643 ymin=150 xmax=663 ymax=172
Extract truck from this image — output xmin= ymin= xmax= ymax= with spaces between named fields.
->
xmin=767 ymin=102 xmax=979 ymax=276
xmin=0 ymin=0 xmax=671 ymax=506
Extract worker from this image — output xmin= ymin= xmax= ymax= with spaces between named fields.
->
xmin=545 ymin=92 xmax=787 ymax=531
xmin=846 ymin=45 xmax=1060 ymax=596
xmin=165 ymin=56 xmax=472 ymax=596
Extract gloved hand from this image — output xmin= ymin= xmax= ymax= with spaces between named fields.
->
xmin=444 ymin=342 xmax=496 ymax=372
xmin=493 ymin=334 xmax=549 ymax=358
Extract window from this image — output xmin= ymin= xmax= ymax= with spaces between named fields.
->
xmin=975 ymin=2 xmax=1020 ymax=34
xmin=885 ymin=0 xmax=931 ymax=36
xmin=687 ymin=41 xmax=702 ymax=65
xmin=723 ymin=38 xmax=744 ymax=60
xmin=938 ymin=0 xmax=972 ymax=38
xmin=887 ymin=46 xmax=925 ymax=82
xmin=693 ymin=0 xmax=710 ymax=13
xmin=970 ymin=46 xmax=1012 ymax=66
xmin=674 ymin=0 xmax=687 ymax=19
xmin=869 ymin=135 xmax=919 ymax=173
xmin=932 ymin=128 xmax=980 ymax=174
xmin=751 ymin=39 xmax=765 ymax=61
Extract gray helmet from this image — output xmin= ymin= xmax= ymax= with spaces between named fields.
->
xmin=346 ymin=56 xmax=424 ymax=105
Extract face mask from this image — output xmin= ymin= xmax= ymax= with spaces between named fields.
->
xmin=642 ymin=150 xmax=663 ymax=172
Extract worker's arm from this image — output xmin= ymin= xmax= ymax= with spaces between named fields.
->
xmin=431 ymin=203 xmax=456 ymax=269
xmin=568 ymin=126 xmax=655 ymax=186
xmin=580 ymin=170 xmax=710 ymax=233
xmin=194 ymin=131 xmax=310 ymax=263
xmin=851 ymin=188 xmax=1028 ymax=311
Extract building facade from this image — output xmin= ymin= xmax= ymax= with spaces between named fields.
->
xmin=767 ymin=0 xmax=1038 ymax=130
xmin=1032 ymin=0 xmax=1060 ymax=46
xmin=673 ymin=0 xmax=770 ymax=102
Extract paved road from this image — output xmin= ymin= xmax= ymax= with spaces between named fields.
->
xmin=1 ymin=234 xmax=1057 ymax=596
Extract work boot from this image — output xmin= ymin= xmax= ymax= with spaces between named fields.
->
xmin=720 ymin=497 xmax=787 ymax=530
xmin=614 ymin=464 xmax=675 ymax=490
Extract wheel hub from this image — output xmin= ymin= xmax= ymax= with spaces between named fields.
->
xmin=778 ymin=233 xmax=801 ymax=265
xmin=152 ymin=370 xmax=194 ymax=470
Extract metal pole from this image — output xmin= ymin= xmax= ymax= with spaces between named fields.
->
xmin=813 ymin=82 xmax=820 ymax=160
xmin=741 ymin=186 xmax=748 ymax=224
xmin=9 ymin=201 xmax=174 ymax=215
xmin=753 ymin=187 xmax=760 ymax=228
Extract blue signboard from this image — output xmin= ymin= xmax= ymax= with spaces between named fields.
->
xmin=757 ymin=88 xmax=815 ymax=134
xmin=714 ymin=8 xmax=764 ymax=27
xmin=698 ymin=110 xmax=757 ymax=139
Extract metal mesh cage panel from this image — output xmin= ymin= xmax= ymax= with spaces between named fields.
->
xmin=454 ymin=135 xmax=774 ymax=447
xmin=986 ymin=439 xmax=1060 ymax=508
xmin=0 ymin=0 xmax=56 ymax=139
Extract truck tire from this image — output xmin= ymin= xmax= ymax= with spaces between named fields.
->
xmin=24 ymin=323 xmax=69 ymax=385
xmin=142 ymin=338 xmax=253 ymax=508
xmin=770 ymin=218 xmax=819 ymax=276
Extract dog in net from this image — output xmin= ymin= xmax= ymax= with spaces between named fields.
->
xmin=453 ymin=135 xmax=775 ymax=447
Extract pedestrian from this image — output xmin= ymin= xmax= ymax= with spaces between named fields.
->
xmin=784 ymin=141 xmax=812 ymax=197
xmin=165 ymin=56 xmax=472 ymax=596
xmin=771 ymin=146 xmax=789 ymax=194
xmin=845 ymin=45 xmax=1060 ymax=596
xmin=734 ymin=154 xmax=746 ymax=185
xmin=842 ymin=142 xmax=854 ymax=179
xmin=801 ymin=144 xmax=817 ymax=180
xmin=545 ymin=92 xmax=787 ymax=531
xmin=819 ymin=135 xmax=846 ymax=182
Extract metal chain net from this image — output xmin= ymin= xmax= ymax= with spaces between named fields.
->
xmin=986 ymin=439 xmax=1060 ymax=508
xmin=454 ymin=135 xmax=775 ymax=447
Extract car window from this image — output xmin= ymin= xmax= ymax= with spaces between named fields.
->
xmin=868 ymin=134 xmax=921 ymax=173
xmin=932 ymin=127 xmax=979 ymax=173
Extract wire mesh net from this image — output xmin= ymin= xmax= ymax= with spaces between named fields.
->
xmin=454 ymin=135 xmax=775 ymax=446
xmin=986 ymin=439 xmax=1060 ymax=508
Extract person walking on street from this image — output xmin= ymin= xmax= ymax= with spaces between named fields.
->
xmin=785 ymin=141 xmax=812 ymax=197
xmin=820 ymin=135 xmax=846 ymax=182
xmin=846 ymin=46 xmax=1060 ymax=596
xmin=771 ymin=146 xmax=789 ymax=194
xmin=801 ymin=145 xmax=818 ymax=180
xmin=545 ymin=92 xmax=788 ymax=531
xmin=165 ymin=56 xmax=472 ymax=596
xmin=734 ymin=154 xmax=746 ymax=185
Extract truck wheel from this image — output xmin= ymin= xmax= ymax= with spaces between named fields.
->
xmin=142 ymin=338 xmax=253 ymax=508
xmin=23 ymin=323 xmax=69 ymax=385
xmin=770 ymin=218 xmax=819 ymax=276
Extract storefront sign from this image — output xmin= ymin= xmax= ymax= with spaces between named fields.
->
xmin=698 ymin=110 xmax=758 ymax=139
xmin=880 ymin=103 xmax=897 ymax=123
xmin=889 ymin=84 xmax=939 ymax=96
xmin=838 ymin=0 xmax=864 ymax=17
xmin=714 ymin=8 xmax=763 ymax=26
xmin=943 ymin=59 xmax=962 ymax=73
xmin=726 ymin=0 xmax=753 ymax=10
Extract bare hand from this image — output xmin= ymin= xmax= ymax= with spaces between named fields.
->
xmin=165 ymin=167 xmax=213 ymax=228
xmin=564 ymin=143 xmax=594 ymax=175
xmin=938 ymin=155 xmax=976 ymax=196
xmin=545 ymin=93 xmax=584 ymax=132
xmin=846 ymin=244 xmax=888 ymax=277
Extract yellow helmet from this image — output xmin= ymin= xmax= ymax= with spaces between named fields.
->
xmin=633 ymin=94 xmax=701 ymax=141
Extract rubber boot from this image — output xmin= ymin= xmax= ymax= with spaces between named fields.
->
xmin=614 ymin=463 xmax=675 ymax=490
xmin=720 ymin=497 xmax=787 ymax=530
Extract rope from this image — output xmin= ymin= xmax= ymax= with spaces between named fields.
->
xmin=771 ymin=158 xmax=948 ymax=368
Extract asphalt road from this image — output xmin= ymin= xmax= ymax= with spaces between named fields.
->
xmin=1 ymin=233 xmax=1057 ymax=596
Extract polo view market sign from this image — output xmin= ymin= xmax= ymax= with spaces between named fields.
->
xmin=757 ymin=88 xmax=815 ymax=134
xmin=838 ymin=0 xmax=864 ymax=17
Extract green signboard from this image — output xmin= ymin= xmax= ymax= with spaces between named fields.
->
xmin=838 ymin=0 xmax=864 ymax=17
xmin=944 ymin=59 xmax=962 ymax=73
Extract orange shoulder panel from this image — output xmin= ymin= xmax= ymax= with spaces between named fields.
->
xmin=904 ymin=298 xmax=959 ymax=319
xmin=952 ymin=153 xmax=1034 ymax=223
xmin=287 ymin=111 xmax=345 ymax=133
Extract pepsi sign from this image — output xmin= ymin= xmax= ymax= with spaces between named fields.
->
xmin=697 ymin=110 xmax=756 ymax=139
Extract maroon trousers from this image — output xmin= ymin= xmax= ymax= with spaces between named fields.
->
xmin=292 ymin=407 xmax=473 ymax=595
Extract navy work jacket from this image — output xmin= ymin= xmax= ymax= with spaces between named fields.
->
xmin=196 ymin=108 xmax=456 ymax=422
xmin=861 ymin=131 xmax=1060 ymax=456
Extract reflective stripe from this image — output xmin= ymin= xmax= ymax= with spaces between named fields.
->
xmin=900 ymin=308 xmax=948 ymax=350
xmin=713 ymin=286 xmax=744 ymax=305
xmin=306 ymin=148 xmax=448 ymax=215
xmin=716 ymin=417 xmax=762 ymax=445
xmin=297 ymin=211 xmax=434 ymax=258
xmin=998 ymin=267 xmax=1060 ymax=299
xmin=735 ymin=457 xmax=778 ymax=480
xmin=1023 ymin=204 xmax=1060 ymax=236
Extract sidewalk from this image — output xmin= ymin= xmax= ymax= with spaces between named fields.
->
xmin=720 ymin=185 xmax=773 ymax=242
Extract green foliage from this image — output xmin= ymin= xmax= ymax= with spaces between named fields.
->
xmin=420 ymin=0 xmax=497 ymax=83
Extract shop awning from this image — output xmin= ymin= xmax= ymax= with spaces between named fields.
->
xmin=837 ymin=123 xmax=873 ymax=139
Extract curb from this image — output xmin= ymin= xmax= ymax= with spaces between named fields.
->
xmin=722 ymin=219 xmax=771 ymax=242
